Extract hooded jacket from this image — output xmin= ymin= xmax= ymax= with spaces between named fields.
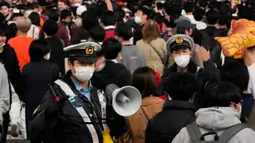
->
xmin=172 ymin=107 xmax=255 ymax=143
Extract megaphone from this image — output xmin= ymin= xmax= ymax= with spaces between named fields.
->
xmin=106 ymin=84 xmax=142 ymax=117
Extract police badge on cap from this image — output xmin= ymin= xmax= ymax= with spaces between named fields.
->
xmin=64 ymin=42 xmax=101 ymax=64
xmin=166 ymin=34 xmax=195 ymax=52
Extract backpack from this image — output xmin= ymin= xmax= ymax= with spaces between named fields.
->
xmin=200 ymin=30 xmax=222 ymax=68
xmin=187 ymin=122 xmax=247 ymax=143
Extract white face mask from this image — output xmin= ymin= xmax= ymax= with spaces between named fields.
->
xmin=174 ymin=55 xmax=190 ymax=68
xmin=44 ymin=53 xmax=51 ymax=60
xmin=134 ymin=16 xmax=142 ymax=24
xmin=73 ymin=66 xmax=95 ymax=82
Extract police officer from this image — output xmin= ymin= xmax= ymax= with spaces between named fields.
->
xmin=155 ymin=34 xmax=218 ymax=97
xmin=29 ymin=42 xmax=107 ymax=143
xmin=164 ymin=34 xmax=198 ymax=78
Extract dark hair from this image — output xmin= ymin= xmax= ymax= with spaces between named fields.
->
xmin=164 ymin=72 xmax=197 ymax=101
xmin=115 ymin=23 xmax=133 ymax=40
xmin=0 ymin=2 xmax=10 ymax=8
xmin=48 ymin=9 xmax=60 ymax=22
xmin=61 ymin=9 xmax=72 ymax=20
xmin=101 ymin=11 xmax=116 ymax=26
xmin=29 ymin=39 xmax=51 ymax=62
xmin=6 ymin=23 xmax=17 ymax=42
xmin=193 ymin=7 xmax=205 ymax=21
xmin=89 ymin=25 xmax=105 ymax=42
xmin=101 ymin=38 xmax=122 ymax=59
xmin=206 ymin=9 xmax=219 ymax=25
xmin=137 ymin=6 xmax=154 ymax=20
xmin=198 ymin=0 xmax=207 ymax=8
xmin=156 ymin=2 xmax=163 ymax=10
xmin=0 ymin=26 xmax=6 ymax=40
xmin=131 ymin=67 xmax=156 ymax=98
xmin=28 ymin=12 xmax=40 ymax=26
xmin=201 ymin=81 xmax=242 ymax=108
xmin=82 ymin=11 xmax=99 ymax=31
xmin=164 ymin=6 xmax=172 ymax=16
xmin=220 ymin=60 xmax=249 ymax=91
xmin=218 ymin=17 xmax=230 ymax=26
xmin=59 ymin=0 xmax=69 ymax=5
xmin=42 ymin=20 xmax=58 ymax=36
xmin=183 ymin=1 xmax=195 ymax=13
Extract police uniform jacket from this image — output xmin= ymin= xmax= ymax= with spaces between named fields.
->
xmin=29 ymin=71 xmax=104 ymax=143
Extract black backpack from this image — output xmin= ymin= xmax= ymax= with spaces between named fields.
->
xmin=187 ymin=122 xmax=248 ymax=143
xmin=200 ymin=30 xmax=222 ymax=68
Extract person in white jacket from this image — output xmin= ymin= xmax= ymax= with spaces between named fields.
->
xmin=9 ymin=83 xmax=26 ymax=139
xmin=172 ymin=81 xmax=255 ymax=143
xmin=0 ymin=63 xmax=10 ymax=142
xmin=244 ymin=46 xmax=255 ymax=98
xmin=0 ymin=64 xmax=10 ymax=122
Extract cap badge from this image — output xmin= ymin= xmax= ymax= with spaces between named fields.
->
xmin=85 ymin=45 xmax=94 ymax=55
xmin=175 ymin=36 xmax=184 ymax=44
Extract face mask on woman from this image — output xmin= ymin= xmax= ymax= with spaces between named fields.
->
xmin=73 ymin=66 xmax=95 ymax=82
xmin=174 ymin=55 xmax=190 ymax=68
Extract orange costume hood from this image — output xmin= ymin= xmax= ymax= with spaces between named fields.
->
xmin=215 ymin=19 xmax=255 ymax=58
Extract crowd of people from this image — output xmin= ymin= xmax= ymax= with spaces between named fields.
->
xmin=0 ymin=0 xmax=254 ymax=142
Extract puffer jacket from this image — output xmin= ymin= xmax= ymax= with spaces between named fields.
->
xmin=172 ymin=107 xmax=255 ymax=143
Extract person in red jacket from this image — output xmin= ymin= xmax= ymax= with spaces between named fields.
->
xmin=101 ymin=11 xmax=116 ymax=40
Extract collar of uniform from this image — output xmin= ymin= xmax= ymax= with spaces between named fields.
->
xmin=177 ymin=66 xmax=188 ymax=73
xmin=71 ymin=77 xmax=93 ymax=93
xmin=104 ymin=25 xmax=115 ymax=30
xmin=111 ymin=59 xmax=118 ymax=63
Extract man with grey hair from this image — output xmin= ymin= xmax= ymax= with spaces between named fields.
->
xmin=8 ymin=16 xmax=34 ymax=70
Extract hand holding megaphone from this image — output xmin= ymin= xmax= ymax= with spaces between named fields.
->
xmin=106 ymin=84 xmax=142 ymax=117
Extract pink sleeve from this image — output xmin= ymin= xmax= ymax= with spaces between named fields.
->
xmin=162 ymin=23 xmax=167 ymax=33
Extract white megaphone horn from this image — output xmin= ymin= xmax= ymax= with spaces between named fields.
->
xmin=105 ymin=84 xmax=142 ymax=117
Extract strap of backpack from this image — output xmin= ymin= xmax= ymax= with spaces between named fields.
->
xmin=186 ymin=122 xmax=202 ymax=142
xmin=148 ymin=43 xmax=165 ymax=64
xmin=219 ymin=124 xmax=247 ymax=143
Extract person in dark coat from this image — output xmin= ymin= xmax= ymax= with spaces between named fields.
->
xmin=0 ymin=26 xmax=24 ymax=101
xmin=29 ymin=42 xmax=118 ymax=143
xmin=133 ymin=6 xmax=153 ymax=45
xmin=43 ymin=19 xmax=65 ymax=76
xmin=22 ymin=39 xmax=60 ymax=141
xmin=220 ymin=59 xmax=254 ymax=122
xmin=92 ymin=38 xmax=131 ymax=90
xmin=71 ymin=11 xmax=99 ymax=44
xmin=91 ymin=38 xmax=130 ymax=139
xmin=145 ymin=72 xmax=198 ymax=143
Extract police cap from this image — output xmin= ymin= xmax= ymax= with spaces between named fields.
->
xmin=64 ymin=42 xmax=101 ymax=64
xmin=166 ymin=34 xmax=195 ymax=52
